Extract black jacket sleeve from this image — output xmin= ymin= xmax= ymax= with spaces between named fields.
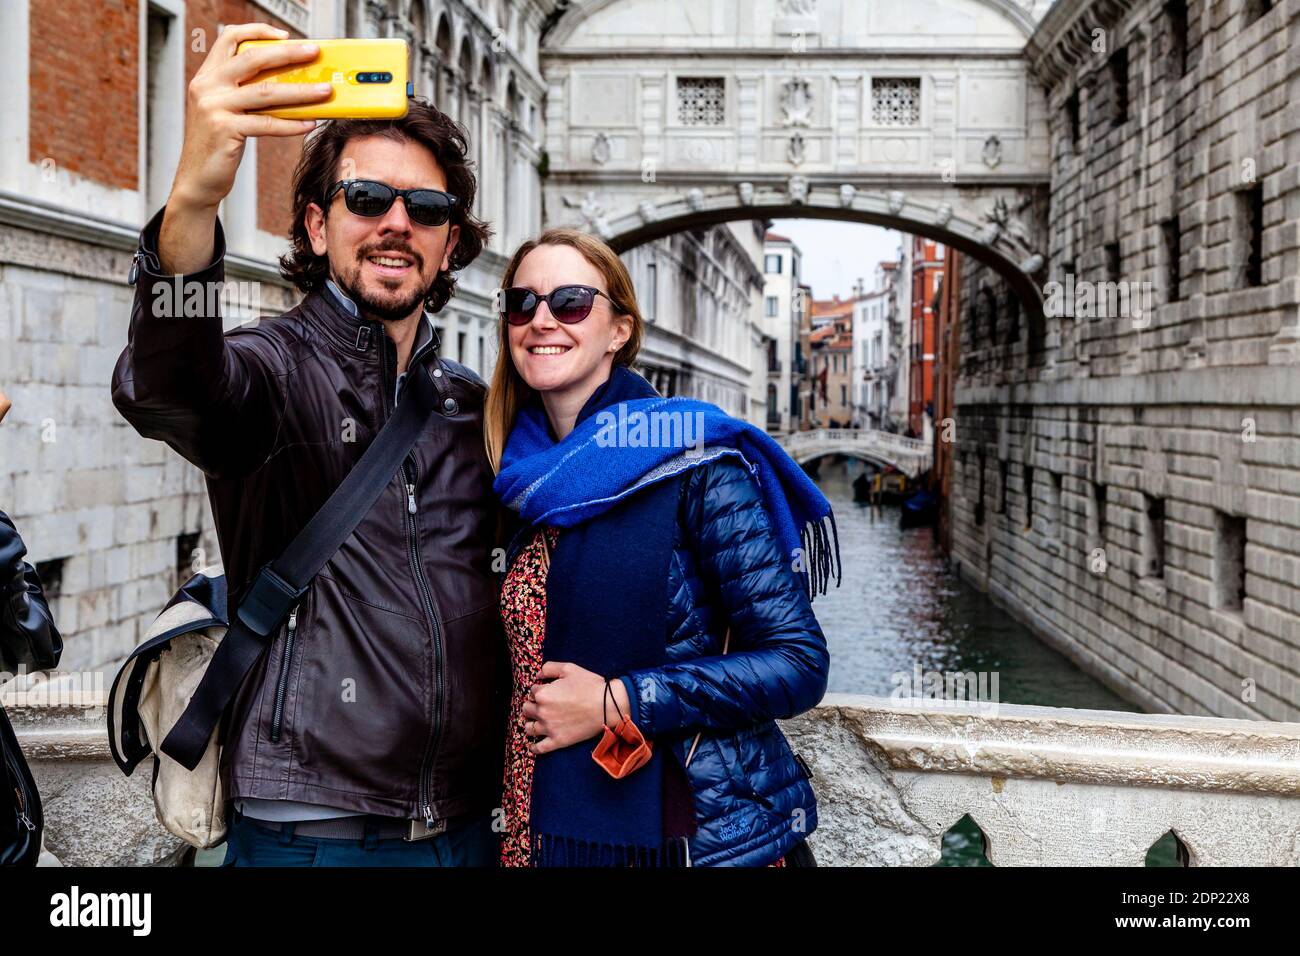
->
xmin=0 ymin=511 xmax=63 ymax=674
xmin=110 ymin=205 xmax=288 ymax=479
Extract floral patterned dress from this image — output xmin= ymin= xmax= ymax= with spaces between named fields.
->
xmin=498 ymin=524 xmax=786 ymax=868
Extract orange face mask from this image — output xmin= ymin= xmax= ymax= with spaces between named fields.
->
xmin=592 ymin=679 xmax=653 ymax=779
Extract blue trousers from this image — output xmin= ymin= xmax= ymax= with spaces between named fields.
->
xmin=221 ymin=808 xmax=500 ymax=867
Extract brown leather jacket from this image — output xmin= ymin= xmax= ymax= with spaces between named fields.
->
xmin=111 ymin=207 xmax=505 ymax=826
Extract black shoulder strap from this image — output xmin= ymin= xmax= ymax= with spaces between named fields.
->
xmin=160 ymin=363 xmax=442 ymax=770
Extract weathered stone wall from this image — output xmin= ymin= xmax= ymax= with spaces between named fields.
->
xmin=0 ymin=227 xmax=230 ymax=676
xmin=949 ymin=0 xmax=1300 ymax=721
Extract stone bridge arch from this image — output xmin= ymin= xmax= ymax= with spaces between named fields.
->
xmin=538 ymin=0 xmax=1055 ymax=315
xmin=556 ymin=181 xmax=1048 ymax=316
xmin=782 ymin=428 xmax=933 ymax=479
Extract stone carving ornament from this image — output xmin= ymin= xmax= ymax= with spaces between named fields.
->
xmin=981 ymin=197 xmax=1044 ymax=274
xmin=983 ymin=197 xmax=1035 ymax=251
xmin=562 ymin=191 xmax=612 ymax=238
xmin=982 ymin=134 xmax=1003 ymax=169
xmin=780 ymin=78 xmax=813 ymax=127
xmin=787 ymin=131 xmax=807 ymax=165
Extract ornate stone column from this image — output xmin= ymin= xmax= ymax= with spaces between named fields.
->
xmin=442 ymin=67 xmax=460 ymax=123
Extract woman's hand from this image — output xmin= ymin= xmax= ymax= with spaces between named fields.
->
xmin=522 ymin=661 xmax=632 ymax=755
xmin=0 ymin=388 xmax=10 ymax=424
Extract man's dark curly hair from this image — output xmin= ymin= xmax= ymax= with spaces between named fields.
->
xmin=278 ymin=98 xmax=491 ymax=314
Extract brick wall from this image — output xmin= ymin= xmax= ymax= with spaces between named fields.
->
xmin=29 ymin=0 xmax=139 ymax=191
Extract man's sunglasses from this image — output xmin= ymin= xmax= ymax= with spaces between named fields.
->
xmin=501 ymin=285 xmax=623 ymax=326
xmin=325 ymin=179 xmax=458 ymax=227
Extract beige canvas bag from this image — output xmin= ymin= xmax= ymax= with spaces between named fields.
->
xmin=108 ymin=564 xmax=229 ymax=848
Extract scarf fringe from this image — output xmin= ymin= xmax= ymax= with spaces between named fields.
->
xmin=529 ymin=829 xmax=689 ymax=868
xmin=800 ymin=511 xmax=842 ymax=602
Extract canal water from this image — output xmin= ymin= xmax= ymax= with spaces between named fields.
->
xmin=810 ymin=459 xmax=1177 ymax=866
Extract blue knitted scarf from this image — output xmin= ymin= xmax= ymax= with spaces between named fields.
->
xmin=494 ymin=366 xmax=839 ymax=867
xmin=496 ymin=366 xmax=841 ymax=600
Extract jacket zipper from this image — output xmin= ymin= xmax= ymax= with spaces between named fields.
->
xmin=14 ymin=786 xmax=33 ymax=831
xmin=404 ymin=454 xmax=445 ymax=830
xmin=4 ymin=746 xmax=35 ymax=831
xmin=379 ymin=321 xmax=444 ymax=828
xmin=269 ymin=605 xmax=300 ymax=742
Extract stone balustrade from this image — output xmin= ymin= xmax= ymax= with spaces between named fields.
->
xmin=5 ymin=690 xmax=186 ymax=866
xmin=782 ymin=694 xmax=1300 ymax=866
xmin=9 ymin=689 xmax=1300 ymax=866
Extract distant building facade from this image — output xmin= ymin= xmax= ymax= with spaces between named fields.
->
xmin=761 ymin=231 xmax=802 ymax=433
xmin=808 ymin=296 xmax=854 ymax=428
xmin=621 ymin=221 xmax=766 ymax=422
xmin=908 ymin=236 xmax=945 ymax=441
xmin=851 ymin=260 xmax=902 ymax=431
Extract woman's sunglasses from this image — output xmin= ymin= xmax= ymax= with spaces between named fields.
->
xmin=502 ymin=284 xmax=622 ymax=326
xmin=325 ymin=179 xmax=458 ymax=227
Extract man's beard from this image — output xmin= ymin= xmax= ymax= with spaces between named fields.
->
xmin=335 ymin=241 xmax=432 ymax=324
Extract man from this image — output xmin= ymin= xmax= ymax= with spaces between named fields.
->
xmin=112 ymin=23 xmax=505 ymax=866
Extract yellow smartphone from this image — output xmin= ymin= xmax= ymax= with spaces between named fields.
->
xmin=235 ymin=38 xmax=411 ymax=120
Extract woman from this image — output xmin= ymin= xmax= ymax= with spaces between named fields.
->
xmin=485 ymin=230 xmax=838 ymax=867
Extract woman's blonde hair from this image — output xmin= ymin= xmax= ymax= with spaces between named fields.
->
xmin=484 ymin=229 xmax=644 ymax=472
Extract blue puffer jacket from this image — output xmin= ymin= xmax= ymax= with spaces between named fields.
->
xmin=503 ymin=454 xmax=829 ymax=866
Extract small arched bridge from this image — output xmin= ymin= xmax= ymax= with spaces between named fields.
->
xmin=781 ymin=428 xmax=932 ymax=479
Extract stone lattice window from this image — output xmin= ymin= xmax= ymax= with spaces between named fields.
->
xmin=676 ymin=77 xmax=725 ymax=126
xmin=871 ymin=78 xmax=921 ymax=126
